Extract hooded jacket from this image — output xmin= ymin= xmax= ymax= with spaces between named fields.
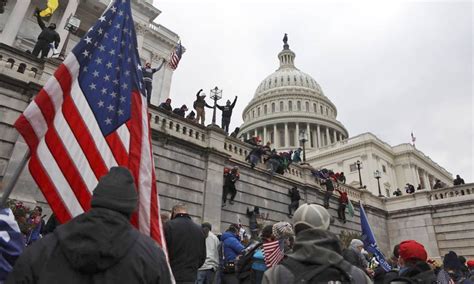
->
xmin=7 ymin=208 xmax=170 ymax=284
xmin=262 ymin=229 xmax=371 ymax=284
xmin=222 ymin=231 xmax=245 ymax=263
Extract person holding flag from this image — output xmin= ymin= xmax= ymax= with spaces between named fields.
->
xmin=10 ymin=0 xmax=171 ymax=281
xmin=32 ymin=7 xmax=60 ymax=58
xmin=335 ymin=188 xmax=348 ymax=223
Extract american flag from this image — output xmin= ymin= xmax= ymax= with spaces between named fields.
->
xmin=13 ymin=0 xmax=167 ymax=251
xmin=168 ymin=42 xmax=182 ymax=70
xmin=262 ymin=240 xmax=284 ymax=268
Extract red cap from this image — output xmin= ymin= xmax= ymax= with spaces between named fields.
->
xmin=467 ymin=260 xmax=474 ymax=268
xmin=399 ymin=240 xmax=428 ymax=262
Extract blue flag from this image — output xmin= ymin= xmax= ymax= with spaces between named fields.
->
xmin=360 ymin=203 xmax=392 ymax=272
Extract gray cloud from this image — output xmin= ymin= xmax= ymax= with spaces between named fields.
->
xmin=153 ymin=0 xmax=473 ymax=181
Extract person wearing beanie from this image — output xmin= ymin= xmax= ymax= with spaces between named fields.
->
xmin=263 ymin=204 xmax=371 ymax=284
xmin=164 ymin=203 xmax=206 ymax=283
xmin=437 ymin=251 xmax=474 ymax=284
xmin=7 ymin=167 xmax=171 ymax=283
xmin=388 ymin=240 xmax=437 ymax=283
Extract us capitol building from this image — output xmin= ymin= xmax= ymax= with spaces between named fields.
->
xmin=239 ymin=37 xmax=452 ymax=197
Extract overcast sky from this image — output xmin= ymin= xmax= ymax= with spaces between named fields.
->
xmin=153 ymin=0 xmax=473 ymax=182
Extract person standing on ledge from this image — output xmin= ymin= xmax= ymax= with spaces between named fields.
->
xmin=193 ymin=89 xmax=212 ymax=125
xmin=32 ymin=8 xmax=60 ymax=59
xmin=142 ymin=59 xmax=165 ymax=106
xmin=453 ymin=174 xmax=465 ymax=186
xmin=217 ymin=96 xmax=238 ymax=134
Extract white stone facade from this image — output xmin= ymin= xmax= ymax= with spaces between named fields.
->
xmin=306 ymin=132 xmax=453 ymax=197
xmin=0 ymin=0 xmax=179 ymax=105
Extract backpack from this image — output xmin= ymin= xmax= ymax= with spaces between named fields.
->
xmin=235 ymin=241 xmax=263 ymax=278
xmin=280 ymin=256 xmax=355 ymax=283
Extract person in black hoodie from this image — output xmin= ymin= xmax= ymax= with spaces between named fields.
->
xmin=165 ymin=203 xmax=206 ymax=284
xmin=216 ymin=96 xmax=238 ymax=133
xmin=32 ymin=8 xmax=60 ymax=58
xmin=173 ymin=104 xmax=188 ymax=117
xmin=7 ymin=167 xmax=171 ymax=284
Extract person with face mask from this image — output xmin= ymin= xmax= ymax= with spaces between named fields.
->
xmin=216 ymin=96 xmax=238 ymax=133
xmin=32 ymin=8 xmax=60 ymax=59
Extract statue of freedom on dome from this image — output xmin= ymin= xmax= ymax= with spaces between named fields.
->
xmin=283 ymin=33 xmax=289 ymax=49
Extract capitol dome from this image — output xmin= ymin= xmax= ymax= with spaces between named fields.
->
xmin=239 ymin=35 xmax=348 ymax=151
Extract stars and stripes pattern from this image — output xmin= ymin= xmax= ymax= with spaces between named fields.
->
xmin=262 ymin=240 xmax=284 ymax=268
xmin=13 ymin=0 xmax=167 ymax=254
xmin=168 ymin=42 xmax=182 ymax=70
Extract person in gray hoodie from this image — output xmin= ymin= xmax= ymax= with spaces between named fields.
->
xmin=7 ymin=167 xmax=171 ymax=284
xmin=262 ymin=203 xmax=371 ymax=284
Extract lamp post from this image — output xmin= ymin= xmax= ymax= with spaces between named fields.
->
xmin=210 ymin=86 xmax=222 ymax=126
xmin=356 ymin=160 xmax=363 ymax=188
xmin=374 ymin=170 xmax=383 ymax=197
xmin=299 ymin=129 xmax=308 ymax=163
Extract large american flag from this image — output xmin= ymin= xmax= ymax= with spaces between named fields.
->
xmin=262 ymin=240 xmax=284 ymax=268
xmin=168 ymin=42 xmax=182 ymax=70
xmin=13 ymin=0 xmax=166 ymax=250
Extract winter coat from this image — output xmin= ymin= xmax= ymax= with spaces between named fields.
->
xmin=172 ymin=107 xmax=186 ymax=117
xmin=142 ymin=61 xmax=164 ymax=83
xmin=217 ymin=97 xmax=237 ymax=119
xmin=336 ymin=189 xmax=348 ymax=204
xmin=342 ymin=247 xmax=366 ymax=270
xmin=7 ymin=208 xmax=170 ymax=284
xmin=159 ymin=102 xmax=172 ymax=111
xmin=390 ymin=261 xmax=438 ymax=284
xmin=262 ymin=229 xmax=371 ymax=284
xmin=221 ymin=231 xmax=245 ymax=263
xmin=164 ymin=213 xmax=206 ymax=282
xmin=288 ymin=188 xmax=301 ymax=202
xmin=36 ymin=16 xmax=60 ymax=47
xmin=193 ymin=90 xmax=212 ymax=109
xmin=0 ymin=208 xmax=24 ymax=282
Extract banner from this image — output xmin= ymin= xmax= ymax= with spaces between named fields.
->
xmin=360 ymin=203 xmax=392 ymax=272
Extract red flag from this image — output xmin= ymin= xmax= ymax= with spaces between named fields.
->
xmin=13 ymin=0 xmax=167 ymax=253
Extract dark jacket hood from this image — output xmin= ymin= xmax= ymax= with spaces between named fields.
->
xmin=288 ymin=228 xmax=344 ymax=265
xmin=54 ymin=208 xmax=139 ymax=274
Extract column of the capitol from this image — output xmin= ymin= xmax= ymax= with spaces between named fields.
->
xmin=295 ymin=123 xmax=299 ymax=147
xmin=0 ymin=0 xmax=32 ymax=45
xmin=326 ymin=127 xmax=330 ymax=146
xmin=284 ymin=123 xmax=289 ymax=147
xmin=273 ymin=124 xmax=277 ymax=147
xmin=317 ymin=125 xmax=321 ymax=148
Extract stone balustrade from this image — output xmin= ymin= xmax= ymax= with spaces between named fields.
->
xmin=429 ymin=183 xmax=474 ymax=201
xmin=0 ymin=43 xmax=44 ymax=84
xmin=149 ymin=106 xmax=208 ymax=148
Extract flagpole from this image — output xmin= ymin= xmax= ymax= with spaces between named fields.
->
xmin=0 ymin=149 xmax=30 ymax=208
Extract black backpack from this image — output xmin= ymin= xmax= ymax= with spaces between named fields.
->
xmin=235 ymin=241 xmax=263 ymax=279
xmin=280 ymin=256 xmax=355 ymax=284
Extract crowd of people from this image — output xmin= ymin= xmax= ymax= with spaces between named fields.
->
xmin=1 ymin=167 xmax=473 ymax=283
xmin=157 ymin=90 xmax=239 ymax=135
xmin=392 ymin=174 xmax=466 ymax=197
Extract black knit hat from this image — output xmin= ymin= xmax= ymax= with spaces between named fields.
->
xmin=91 ymin=167 xmax=138 ymax=215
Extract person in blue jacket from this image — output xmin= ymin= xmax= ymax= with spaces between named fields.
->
xmin=221 ymin=224 xmax=245 ymax=284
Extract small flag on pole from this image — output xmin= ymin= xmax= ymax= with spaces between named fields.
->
xmin=262 ymin=240 xmax=284 ymax=268
xmin=168 ymin=42 xmax=183 ymax=70
xmin=360 ymin=203 xmax=392 ymax=272
xmin=411 ymin=132 xmax=416 ymax=147
xmin=346 ymin=198 xmax=355 ymax=218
